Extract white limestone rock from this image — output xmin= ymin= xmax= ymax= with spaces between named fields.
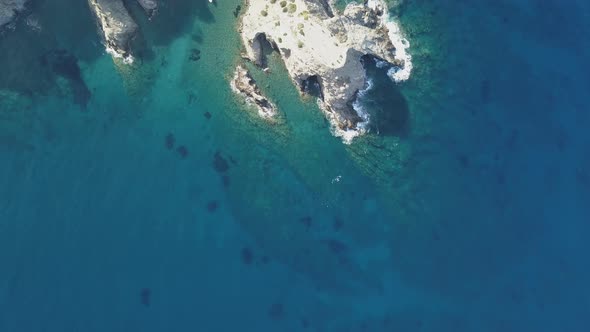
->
xmin=239 ymin=0 xmax=412 ymax=142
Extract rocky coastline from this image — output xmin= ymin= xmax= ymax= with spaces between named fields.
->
xmin=3 ymin=0 xmax=412 ymax=144
xmin=237 ymin=0 xmax=412 ymax=142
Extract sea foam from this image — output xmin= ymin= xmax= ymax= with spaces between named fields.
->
xmin=329 ymin=78 xmax=374 ymax=144
xmin=367 ymin=0 xmax=413 ymax=82
xmin=105 ymin=45 xmax=134 ymax=64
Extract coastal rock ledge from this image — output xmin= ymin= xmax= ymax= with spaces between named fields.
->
xmin=230 ymin=65 xmax=278 ymax=118
xmin=88 ymin=0 xmax=158 ymax=61
xmin=239 ymin=0 xmax=412 ymax=142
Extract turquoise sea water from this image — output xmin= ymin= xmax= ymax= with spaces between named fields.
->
xmin=1 ymin=0 xmax=589 ymax=331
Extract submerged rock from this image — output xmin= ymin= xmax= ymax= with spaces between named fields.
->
xmin=206 ymin=200 xmax=219 ymax=212
xmin=136 ymin=0 xmax=158 ymax=18
xmin=0 ymin=0 xmax=28 ymax=31
xmin=230 ymin=65 xmax=277 ymax=118
xmin=139 ymin=288 xmax=151 ymax=306
xmin=239 ymin=0 xmax=412 ymax=142
xmin=164 ymin=132 xmax=175 ymax=149
xmin=189 ymin=48 xmax=201 ymax=62
xmin=212 ymin=151 xmax=229 ymax=173
xmin=176 ymin=145 xmax=188 ymax=158
xmin=40 ymin=49 xmax=91 ymax=107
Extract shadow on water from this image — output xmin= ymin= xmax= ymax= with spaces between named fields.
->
xmin=125 ymin=0 xmax=215 ymax=50
xmin=360 ymin=55 xmax=410 ymax=137
xmin=0 ymin=23 xmax=58 ymax=96
xmin=40 ymin=49 xmax=91 ymax=107
xmin=0 ymin=26 xmax=92 ymax=106
xmin=301 ymin=75 xmax=324 ymax=100
xmin=0 ymin=0 xmax=102 ymax=100
xmin=28 ymin=0 xmax=104 ymax=63
xmin=253 ymin=32 xmax=278 ymax=67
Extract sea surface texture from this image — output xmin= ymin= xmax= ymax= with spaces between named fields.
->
xmin=1 ymin=0 xmax=589 ymax=331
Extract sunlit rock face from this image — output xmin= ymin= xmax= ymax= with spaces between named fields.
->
xmin=87 ymin=0 xmax=139 ymax=61
xmin=87 ymin=0 xmax=158 ymax=61
xmin=239 ymin=0 xmax=412 ymax=142
xmin=0 ymin=0 xmax=29 ymax=30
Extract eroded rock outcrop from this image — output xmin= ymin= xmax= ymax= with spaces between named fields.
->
xmin=0 ymin=0 xmax=28 ymax=30
xmin=239 ymin=0 xmax=412 ymax=142
xmin=88 ymin=0 xmax=138 ymax=61
xmin=230 ymin=65 xmax=277 ymax=118
xmin=87 ymin=0 xmax=160 ymax=61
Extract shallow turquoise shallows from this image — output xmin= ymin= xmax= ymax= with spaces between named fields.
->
xmin=1 ymin=0 xmax=589 ymax=331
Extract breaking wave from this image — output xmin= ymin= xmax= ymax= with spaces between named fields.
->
xmin=329 ymin=78 xmax=375 ymax=144
xmin=367 ymin=0 xmax=413 ymax=82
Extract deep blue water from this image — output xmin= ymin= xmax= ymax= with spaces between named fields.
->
xmin=1 ymin=0 xmax=589 ymax=331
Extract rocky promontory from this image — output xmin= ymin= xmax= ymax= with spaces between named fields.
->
xmin=87 ymin=0 xmax=140 ymax=61
xmin=238 ymin=0 xmax=412 ymax=142
xmin=87 ymin=0 xmax=159 ymax=61
xmin=0 ymin=0 xmax=28 ymax=30
xmin=230 ymin=65 xmax=278 ymax=118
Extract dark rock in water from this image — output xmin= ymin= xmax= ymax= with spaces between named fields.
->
xmin=221 ymin=175 xmax=230 ymax=187
xmin=136 ymin=0 xmax=158 ymax=18
xmin=165 ymin=133 xmax=175 ymax=149
xmin=324 ymin=239 xmax=348 ymax=255
xmin=456 ymin=154 xmax=470 ymax=168
xmin=268 ymin=302 xmax=284 ymax=320
xmin=204 ymin=111 xmax=212 ymax=119
xmin=187 ymin=92 xmax=195 ymax=104
xmin=206 ymin=200 xmax=218 ymax=212
xmin=176 ymin=145 xmax=188 ymax=158
xmin=233 ymin=5 xmax=242 ymax=18
xmin=140 ymin=288 xmax=151 ymax=307
xmin=213 ymin=151 xmax=229 ymax=173
xmin=333 ymin=217 xmax=343 ymax=231
xmin=431 ymin=229 xmax=440 ymax=241
xmin=71 ymin=84 xmax=91 ymax=108
xmin=480 ymin=79 xmax=490 ymax=103
xmin=40 ymin=50 xmax=79 ymax=80
xmin=299 ymin=216 xmax=312 ymax=230
xmin=301 ymin=318 xmax=310 ymax=329
xmin=0 ymin=135 xmax=36 ymax=152
xmin=241 ymin=247 xmax=253 ymax=265
xmin=576 ymin=167 xmax=589 ymax=188
xmin=40 ymin=49 xmax=91 ymax=107
xmin=189 ymin=48 xmax=201 ymax=62
xmin=505 ymin=129 xmax=519 ymax=149
xmin=496 ymin=172 xmax=506 ymax=185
